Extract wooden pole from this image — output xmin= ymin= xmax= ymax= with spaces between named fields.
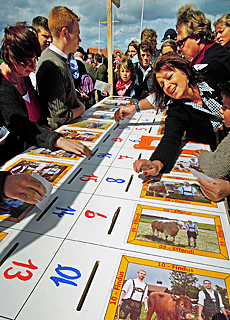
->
xmin=107 ymin=0 xmax=113 ymax=93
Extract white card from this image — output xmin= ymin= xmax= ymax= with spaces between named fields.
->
xmin=32 ymin=173 xmax=53 ymax=210
xmin=189 ymin=168 xmax=214 ymax=183
xmin=94 ymin=80 xmax=113 ymax=94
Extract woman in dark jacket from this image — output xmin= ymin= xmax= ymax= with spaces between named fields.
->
xmin=0 ymin=22 xmax=92 ymax=166
xmin=133 ymin=53 xmax=229 ymax=176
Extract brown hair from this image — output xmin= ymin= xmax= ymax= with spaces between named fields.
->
xmin=160 ymin=40 xmax=178 ymax=55
xmin=151 ymin=53 xmax=203 ymax=111
xmin=141 ymin=28 xmax=157 ymax=43
xmin=117 ymin=57 xmax=136 ymax=82
xmin=48 ymin=6 xmax=80 ymax=38
xmin=1 ymin=22 xmax=41 ymax=68
xmin=141 ymin=28 xmax=157 ymax=52
xmin=95 ymin=53 xmax=102 ymax=63
xmin=138 ymin=40 xmax=154 ymax=58
xmin=126 ymin=40 xmax=139 ymax=54
xmin=176 ymin=4 xmax=212 ymax=44
xmin=203 ymin=279 xmax=211 ymax=284
xmin=32 ymin=16 xmax=49 ymax=33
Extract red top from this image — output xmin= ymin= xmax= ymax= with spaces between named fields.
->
xmin=1 ymin=72 xmax=41 ymax=123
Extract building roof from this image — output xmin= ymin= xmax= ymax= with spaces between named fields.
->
xmin=87 ymin=48 xmax=123 ymax=59
xmin=148 ymin=285 xmax=169 ymax=292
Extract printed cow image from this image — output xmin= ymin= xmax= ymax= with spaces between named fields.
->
xmin=146 ymin=292 xmax=194 ymax=320
xmin=148 ymin=182 xmax=168 ymax=197
xmin=151 ymin=219 xmax=185 ymax=242
xmin=148 ymin=182 xmax=175 ymax=198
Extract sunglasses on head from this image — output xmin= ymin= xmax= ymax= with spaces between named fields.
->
xmin=176 ymin=35 xmax=190 ymax=48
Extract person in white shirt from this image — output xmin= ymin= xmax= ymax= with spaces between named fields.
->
xmin=118 ymin=269 xmax=148 ymax=320
xmin=185 ymin=220 xmax=199 ymax=247
xmin=198 ymin=280 xmax=228 ymax=320
xmin=133 ymin=41 xmax=153 ymax=101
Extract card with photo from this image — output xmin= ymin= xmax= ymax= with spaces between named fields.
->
xmin=68 ymin=119 xmax=113 ymax=130
xmin=127 ymin=204 xmax=228 ymax=259
xmin=90 ymin=105 xmax=119 ymax=113
xmin=0 ymin=231 xmax=9 ymax=242
xmin=140 ymin=176 xmax=217 ymax=208
xmin=27 ymin=147 xmax=81 ymax=160
xmin=4 ymin=158 xmax=74 ymax=185
xmin=84 ymin=111 xmax=115 ymax=120
xmin=58 ymin=128 xmax=103 ymax=143
xmin=0 ymin=198 xmax=34 ymax=222
xmin=104 ymin=255 xmax=230 ymax=320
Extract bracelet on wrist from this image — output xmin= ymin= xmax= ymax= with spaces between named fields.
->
xmin=134 ymin=101 xmax=140 ymax=112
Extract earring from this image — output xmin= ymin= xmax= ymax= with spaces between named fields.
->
xmin=187 ymin=78 xmax=191 ymax=88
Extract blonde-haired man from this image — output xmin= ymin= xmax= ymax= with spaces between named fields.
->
xmin=36 ymin=6 xmax=85 ymax=132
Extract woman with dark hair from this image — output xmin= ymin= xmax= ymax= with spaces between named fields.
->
xmin=0 ymin=22 xmax=92 ymax=165
xmin=126 ymin=40 xmax=139 ymax=62
xmin=133 ymin=53 xmax=229 ymax=177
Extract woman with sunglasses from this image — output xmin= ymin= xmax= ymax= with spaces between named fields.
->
xmin=0 ymin=22 xmax=92 ymax=165
xmin=133 ymin=53 xmax=229 ymax=177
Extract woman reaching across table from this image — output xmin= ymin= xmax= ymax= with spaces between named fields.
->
xmin=133 ymin=53 xmax=229 ymax=177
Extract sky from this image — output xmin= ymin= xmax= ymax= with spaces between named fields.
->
xmin=0 ymin=0 xmax=230 ymax=53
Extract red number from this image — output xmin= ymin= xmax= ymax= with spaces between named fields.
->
xmin=3 ymin=259 xmax=38 ymax=281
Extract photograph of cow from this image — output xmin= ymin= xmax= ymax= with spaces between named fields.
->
xmin=113 ymin=262 xmax=229 ymax=320
xmin=144 ymin=177 xmax=211 ymax=205
xmin=134 ymin=207 xmax=220 ymax=253
xmin=173 ymin=157 xmax=200 ymax=173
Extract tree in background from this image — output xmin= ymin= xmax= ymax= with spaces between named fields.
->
xmin=169 ymin=271 xmax=199 ymax=299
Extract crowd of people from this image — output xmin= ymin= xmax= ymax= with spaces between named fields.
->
xmin=0 ymin=5 xmax=230 ymax=226
xmin=0 ymin=4 xmax=230 ymax=320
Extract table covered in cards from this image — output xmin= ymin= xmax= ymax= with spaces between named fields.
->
xmin=0 ymin=96 xmax=229 ymax=320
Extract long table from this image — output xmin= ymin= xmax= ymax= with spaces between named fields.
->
xmin=0 ymin=96 xmax=229 ymax=319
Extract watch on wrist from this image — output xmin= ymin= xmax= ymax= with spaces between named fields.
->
xmin=134 ymin=101 xmax=140 ymax=112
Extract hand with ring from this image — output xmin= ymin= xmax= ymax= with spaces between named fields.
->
xmin=133 ymin=159 xmax=164 ymax=177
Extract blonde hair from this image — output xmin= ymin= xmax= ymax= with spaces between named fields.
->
xmin=48 ymin=6 xmax=80 ymax=38
xmin=214 ymin=14 xmax=230 ymax=29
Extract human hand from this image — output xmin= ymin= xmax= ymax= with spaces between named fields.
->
xmin=193 ymin=149 xmax=208 ymax=157
xmin=114 ymin=104 xmax=136 ymax=122
xmin=55 ymin=137 xmax=93 ymax=156
xmin=197 ymin=177 xmax=230 ymax=202
xmin=3 ymin=174 xmax=46 ymax=204
xmin=101 ymin=89 xmax=108 ymax=96
xmin=133 ymin=159 xmax=163 ymax=177
xmin=80 ymin=91 xmax=89 ymax=100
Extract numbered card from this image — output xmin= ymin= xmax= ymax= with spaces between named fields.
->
xmin=15 ymin=242 xmax=124 ymax=320
xmin=0 ymin=227 xmax=63 ymax=319
xmin=0 ymin=190 xmax=91 ymax=239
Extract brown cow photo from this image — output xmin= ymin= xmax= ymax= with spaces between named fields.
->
xmin=132 ymin=206 xmax=220 ymax=254
xmin=110 ymin=259 xmax=229 ymax=320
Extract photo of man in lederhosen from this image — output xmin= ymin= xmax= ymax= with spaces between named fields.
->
xmin=117 ymin=269 xmax=148 ymax=320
